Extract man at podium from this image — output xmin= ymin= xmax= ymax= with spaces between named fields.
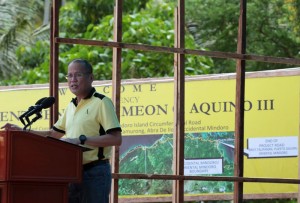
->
xmin=1 ymin=59 xmax=122 ymax=203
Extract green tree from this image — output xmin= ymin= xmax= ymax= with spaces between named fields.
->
xmin=0 ymin=0 xmax=44 ymax=79
xmin=2 ymin=0 xmax=300 ymax=85
xmin=72 ymin=0 xmax=148 ymax=26
xmin=186 ymin=0 xmax=300 ymax=73
xmin=3 ymin=0 xmax=213 ymax=85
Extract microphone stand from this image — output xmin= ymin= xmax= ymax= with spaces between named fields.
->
xmin=19 ymin=106 xmax=35 ymax=126
xmin=23 ymin=112 xmax=42 ymax=130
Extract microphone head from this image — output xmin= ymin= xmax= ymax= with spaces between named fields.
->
xmin=40 ymin=97 xmax=56 ymax=109
xmin=19 ymin=98 xmax=44 ymax=120
xmin=35 ymin=97 xmax=47 ymax=105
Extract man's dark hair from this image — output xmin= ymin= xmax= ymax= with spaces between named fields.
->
xmin=69 ymin=59 xmax=93 ymax=73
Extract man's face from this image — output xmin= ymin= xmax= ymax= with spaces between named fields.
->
xmin=67 ymin=62 xmax=93 ymax=98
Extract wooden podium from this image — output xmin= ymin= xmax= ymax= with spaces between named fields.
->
xmin=0 ymin=130 xmax=83 ymax=203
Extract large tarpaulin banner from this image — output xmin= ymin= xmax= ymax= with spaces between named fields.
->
xmin=0 ymin=68 xmax=299 ymax=199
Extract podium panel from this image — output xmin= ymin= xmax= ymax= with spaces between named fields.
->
xmin=0 ymin=130 xmax=82 ymax=182
xmin=2 ymin=182 xmax=67 ymax=203
xmin=0 ymin=130 xmax=83 ymax=203
xmin=0 ymin=131 xmax=6 ymax=181
xmin=0 ymin=183 xmax=7 ymax=203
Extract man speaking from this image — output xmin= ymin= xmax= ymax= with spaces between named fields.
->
xmin=1 ymin=59 xmax=122 ymax=203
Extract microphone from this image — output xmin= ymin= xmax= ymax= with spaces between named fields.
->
xmin=35 ymin=97 xmax=48 ymax=105
xmin=24 ymin=97 xmax=55 ymax=118
xmin=19 ymin=97 xmax=47 ymax=125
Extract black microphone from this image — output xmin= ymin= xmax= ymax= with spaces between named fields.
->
xmin=24 ymin=97 xmax=55 ymax=118
xmin=35 ymin=97 xmax=47 ymax=105
xmin=19 ymin=97 xmax=47 ymax=124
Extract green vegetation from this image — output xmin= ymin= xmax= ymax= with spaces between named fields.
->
xmin=186 ymin=0 xmax=300 ymax=72
xmin=0 ymin=0 xmax=213 ymax=85
xmin=1 ymin=0 xmax=300 ymax=85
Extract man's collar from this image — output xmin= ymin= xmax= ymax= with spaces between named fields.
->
xmin=71 ymin=87 xmax=96 ymax=105
xmin=84 ymin=87 xmax=96 ymax=99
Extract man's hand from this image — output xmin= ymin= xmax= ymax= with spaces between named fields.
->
xmin=1 ymin=123 xmax=22 ymax=131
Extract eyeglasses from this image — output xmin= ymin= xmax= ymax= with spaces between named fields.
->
xmin=65 ymin=72 xmax=90 ymax=80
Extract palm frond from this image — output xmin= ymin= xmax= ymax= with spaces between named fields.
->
xmin=0 ymin=0 xmax=45 ymax=79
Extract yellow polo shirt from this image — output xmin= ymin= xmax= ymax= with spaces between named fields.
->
xmin=53 ymin=88 xmax=121 ymax=164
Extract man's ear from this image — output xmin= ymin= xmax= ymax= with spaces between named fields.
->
xmin=90 ymin=74 xmax=94 ymax=81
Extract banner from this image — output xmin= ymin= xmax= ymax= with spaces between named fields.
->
xmin=0 ymin=68 xmax=299 ymax=198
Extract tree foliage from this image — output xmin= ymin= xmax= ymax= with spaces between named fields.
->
xmin=1 ymin=0 xmax=213 ymax=85
xmin=0 ymin=0 xmax=44 ymax=79
xmin=186 ymin=0 xmax=300 ymax=73
xmin=1 ymin=0 xmax=300 ymax=85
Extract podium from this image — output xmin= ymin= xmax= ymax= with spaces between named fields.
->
xmin=0 ymin=130 xmax=83 ymax=203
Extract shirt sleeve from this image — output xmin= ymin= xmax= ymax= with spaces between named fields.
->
xmin=53 ymin=105 xmax=68 ymax=133
xmin=98 ymin=97 xmax=122 ymax=133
